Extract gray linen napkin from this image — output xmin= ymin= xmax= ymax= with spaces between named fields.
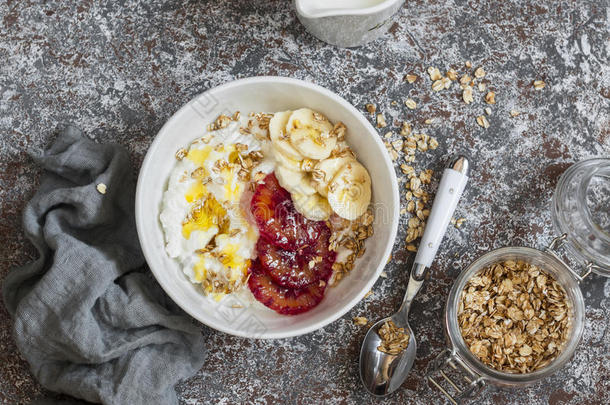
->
xmin=2 ymin=126 xmax=206 ymax=405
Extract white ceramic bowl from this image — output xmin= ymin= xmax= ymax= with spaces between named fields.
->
xmin=136 ymin=77 xmax=399 ymax=339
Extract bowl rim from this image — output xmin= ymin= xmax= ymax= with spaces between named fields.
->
xmin=135 ymin=76 xmax=399 ymax=338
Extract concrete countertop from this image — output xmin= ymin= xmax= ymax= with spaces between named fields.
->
xmin=1 ymin=1 xmax=608 ymax=403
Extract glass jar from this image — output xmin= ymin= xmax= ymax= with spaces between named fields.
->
xmin=551 ymin=158 xmax=610 ymax=276
xmin=427 ymin=158 xmax=610 ymax=404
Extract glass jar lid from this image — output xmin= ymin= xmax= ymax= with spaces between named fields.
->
xmin=551 ymin=158 xmax=610 ymax=277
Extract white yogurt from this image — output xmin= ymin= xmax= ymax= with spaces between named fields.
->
xmin=160 ymin=117 xmax=274 ymax=303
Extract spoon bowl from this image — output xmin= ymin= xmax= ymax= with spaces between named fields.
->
xmin=359 ymin=316 xmax=417 ymax=396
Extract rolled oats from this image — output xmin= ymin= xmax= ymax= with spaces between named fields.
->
xmin=533 ymin=80 xmax=546 ymax=90
xmin=463 ymin=86 xmax=474 ymax=104
xmin=175 ymin=148 xmax=187 ymax=160
xmin=458 ymin=260 xmax=571 ymax=374
xmin=406 ymin=74 xmax=418 ymax=83
xmin=485 ymin=91 xmax=496 ymax=104
xmin=427 ymin=66 xmax=442 ymax=81
xmin=353 ymin=316 xmax=368 ymax=326
xmin=400 ymin=121 xmax=412 ymax=136
xmin=442 ymin=76 xmax=452 ymax=89
xmin=474 ymin=67 xmax=486 ymax=78
xmin=460 ymin=74 xmax=472 ymax=85
xmin=476 ymin=115 xmax=490 ymax=129
xmin=377 ymin=320 xmax=410 ymax=355
xmin=432 ymin=79 xmax=445 ymax=92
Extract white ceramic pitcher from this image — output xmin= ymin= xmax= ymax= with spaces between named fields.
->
xmin=294 ymin=0 xmax=405 ymax=48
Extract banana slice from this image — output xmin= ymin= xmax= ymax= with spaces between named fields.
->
xmin=286 ymin=108 xmax=336 ymax=160
xmin=292 ymin=192 xmax=332 ymax=221
xmin=269 ymin=111 xmax=304 ymax=161
xmin=312 ymin=156 xmax=354 ymax=197
xmin=275 ymin=165 xmax=317 ymax=195
xmin=327 ymin=160 xmax=371 ymax=220
xmin=272 ymin=145 xmax=302 ymax=172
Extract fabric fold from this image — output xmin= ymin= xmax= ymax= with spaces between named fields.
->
xmin=3 ymin=126 xmax=205 ymax=405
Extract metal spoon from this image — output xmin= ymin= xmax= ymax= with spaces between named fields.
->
xmin=360 ymin=155 xmax=471 ymax=396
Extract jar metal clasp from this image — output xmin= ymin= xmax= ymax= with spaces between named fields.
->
xmin=545 ymin=233 xmax=596 ymax=282
xmin=426 ymin=349 xmax=485 ymax=404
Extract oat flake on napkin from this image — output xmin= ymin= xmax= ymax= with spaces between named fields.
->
xmin=2 ymin=126 xmax=206 ymax=405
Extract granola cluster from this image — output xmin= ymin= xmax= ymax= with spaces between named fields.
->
xmin=458 ymin=260 xmax=571 ymax=374
xmin=377 ymin=320 xmax=410 ymax=355
xmin=328 ymin=207 xmax=374 ymax=283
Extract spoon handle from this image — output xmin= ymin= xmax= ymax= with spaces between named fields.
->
xmin=413 ymin=155 xmax=470 ymax=271
xmin=398 ymin=156 xmax=470 ymax=318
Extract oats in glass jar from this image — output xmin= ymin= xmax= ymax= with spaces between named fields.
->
xmin=458 ymin=260 xmax=571 ymax=373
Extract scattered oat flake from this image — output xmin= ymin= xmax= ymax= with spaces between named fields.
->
xmin=484 ymin=107 xmax=492 ymax=115
xmin=424 ymin=118 xmax=433 ymax=125
xmin=400 ymin=163 xmax=414 ymax=175
xmin=400 ymin=121 xmax=412 ymax=136
xmin=406 ymin=74 xmax=418 ymax=83
xmin=474 ymin=67 xmax=486 ymax=78
xmin=446 ymin=69 xmax=458 ymax=81
xmin=485 ymin=91 xmax=496 ymax=104
xmin=510 ymin=110 xmax=521 ymax=117
xmin=432 ymin=79 xmax=444 ymax=92
xmin=409 ymin=176 xmax=422 ymax=191
xmin=364 ymin=290 xmax=373 ymax=299
xmin=476 ymin=115 xmax=490 ymax=129
xmin=353 ymin=316 xmax=368 ymax=326
xmin=380 ymin=271 xmax=388 ymax=278
xmin=366 ymin=103 xmax=376 ymax=114
xmin=406 ymin=244 xmax=417 ymax=252
xmin=405 ymin=99 xmax=417 ymax=110
xmin=478 ymin=82 xmax=486 ymax=92
xmin=384 ymin=131 xmax=393 ymax=139
xmin=442 ymin=76 xmax=452 ymax=89
xmin=376 ymin=113 xmax=387 ymax=128
xmin=96 ymin=183 xmax=107 ymax=194
xmin=533 ymin=80 xmax=546 ymax=90
xmin=465 ymin=61 xmax=472 ymax=68
xmin=427 ymin=66 xmax=442 ymax=81
xmin=463 ymin=87 xmax=474 ymax=104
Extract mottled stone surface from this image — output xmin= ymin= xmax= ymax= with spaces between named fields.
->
xmin=1 ymin=0 xmax=609 ymax=404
